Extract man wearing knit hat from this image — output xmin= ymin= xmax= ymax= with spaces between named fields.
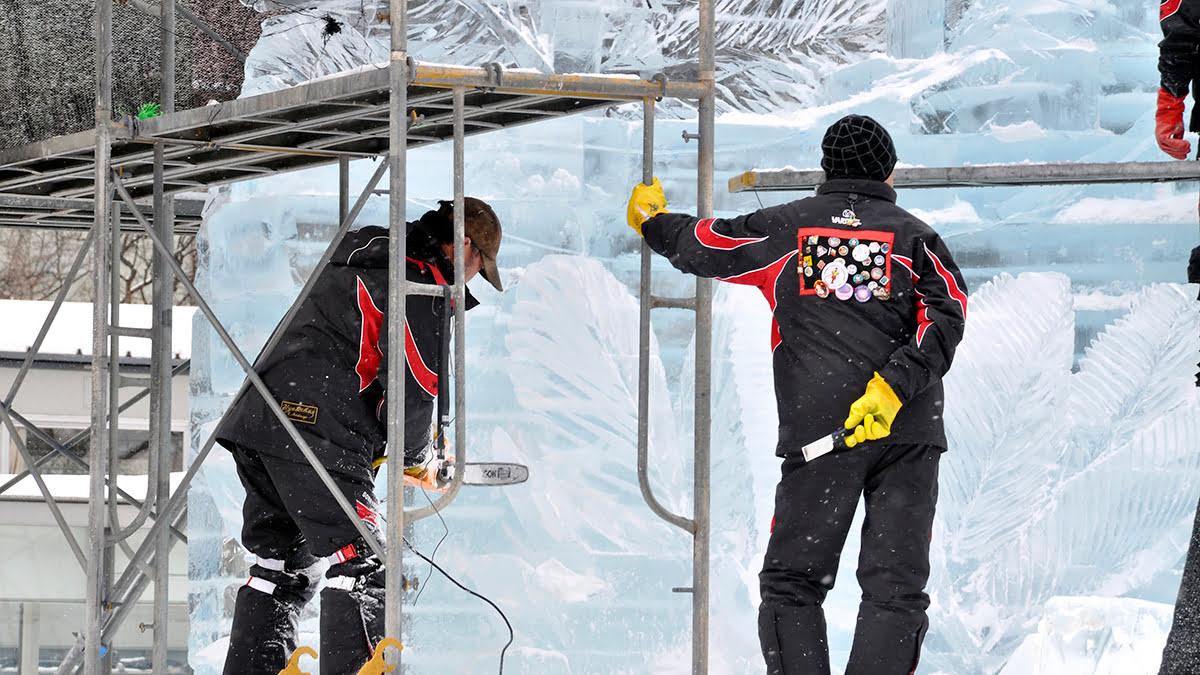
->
xmin=627 ymin=114 xmax=967 ymax=674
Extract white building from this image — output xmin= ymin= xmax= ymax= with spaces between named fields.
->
xmin=0 ymin=300 xmax=194 ymax=673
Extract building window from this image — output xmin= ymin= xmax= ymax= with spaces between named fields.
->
xmin=5 ymin=425 xmax=184 ymax=475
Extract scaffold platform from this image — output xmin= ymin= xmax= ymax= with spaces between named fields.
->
xmin=0 ymin=63 xmax=699 ymax=218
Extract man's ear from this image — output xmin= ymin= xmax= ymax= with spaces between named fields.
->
xmin=462 ymin=236 xmax=473 ymax=250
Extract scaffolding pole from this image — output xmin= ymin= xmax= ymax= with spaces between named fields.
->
xmin=83 ymin=0 xmax=114 ymax=668
xmin=728 ymin=161 xmax=1200 ymax=192
xmin=150 ymin=6 xmax=177 ymax=660
xmin=634 ymin=2 xmax=715 ymax=673
xmin=384 ymin=0 xmax=410 ymax=664
xmin=694 ymin=1 xmax=715 ymax=670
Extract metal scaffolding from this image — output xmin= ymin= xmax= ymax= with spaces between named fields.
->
xmin=0 ymin=1 xmax=718 ymax=673
xmin=729 ymin=161 xmax=1200 ymax=192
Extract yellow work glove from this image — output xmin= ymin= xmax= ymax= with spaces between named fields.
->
xmin=626 ymin=177 xmax=669 ymax=236
xmin=843 ymin=372 xmax=903 ymax=448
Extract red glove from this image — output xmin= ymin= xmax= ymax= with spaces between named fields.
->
xmin=1157 ymin=88 xmax=1191 ymax=159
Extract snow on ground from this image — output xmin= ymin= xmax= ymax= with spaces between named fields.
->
xmin=998 ymin=596 xmax=1172 ymax=675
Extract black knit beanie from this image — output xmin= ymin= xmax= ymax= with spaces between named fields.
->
xmin=820 ymin=114 xmax=897 ymax=183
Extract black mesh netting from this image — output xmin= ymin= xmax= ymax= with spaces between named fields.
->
xmin=0 ymin=0 xmax=267 ymax=150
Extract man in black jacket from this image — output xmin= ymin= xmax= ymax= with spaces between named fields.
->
xmin=1159 ymin=2 xmax=1200 ymax=670
xmin=1157 ymin=0 xmax=1200 ymax=161
xmin=214 ymin=198 xmax=502 ymax=675
xmin=627 ymin=115 xmax=967 ymax=675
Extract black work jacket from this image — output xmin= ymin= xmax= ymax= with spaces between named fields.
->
xmin=645 ymin=178 xmax=968 ymax=455
xmin=214 ymin=220 xmax=476 ymax=477
xmin=1161 ymin=0 xmax=1200 ymax=127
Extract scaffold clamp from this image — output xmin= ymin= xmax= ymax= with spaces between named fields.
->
xmin=483 ymin=61 xmax=505 ymax=88
xmin=650 ymin=72 xmax=669 ymax=101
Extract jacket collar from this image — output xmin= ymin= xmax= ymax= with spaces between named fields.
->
xmin=816 ymin=177 xmax=897 ymax=204
xmin=408 ymin=221 xmax=480 ymax=310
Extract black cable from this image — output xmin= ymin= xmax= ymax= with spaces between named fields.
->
xmin=410 ymin=481 xmax=450 ymax=605
xmin=413 ymin=284 xmax=455 ymax=605
xmin=402 ymin=535 xmax=514 ymax=675
xmin=247 ymin=0 xmax=346 ymax=43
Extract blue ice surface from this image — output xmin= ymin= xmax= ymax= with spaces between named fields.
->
xmin=187 ymin=1 xmax=1198 ymax=673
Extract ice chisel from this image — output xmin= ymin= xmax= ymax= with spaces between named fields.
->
xmin=800 ymin=428 xmax=849 ymax=462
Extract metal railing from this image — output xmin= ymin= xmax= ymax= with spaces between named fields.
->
xmin=729 ymin=161 xmax=1200 ymax=193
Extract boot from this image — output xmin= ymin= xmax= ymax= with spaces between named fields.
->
xmin=759 ymin=604 xmax=831 ymax=675
xmin=224 ymin=585 xmax=303 ymax=675
xmin=320 ymin=558 xmax=387 ymax=675
xmin=846 ymin=611 xmax=927 ymax=675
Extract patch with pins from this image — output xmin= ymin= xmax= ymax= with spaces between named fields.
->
xmin=797 ymin=227 xmax=895 ymax=301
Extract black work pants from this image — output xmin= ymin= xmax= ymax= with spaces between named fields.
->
xmin=1160 ymin=489 xmax=1200 ymax=674
xmin=225 ymin=443 xmax=385 ymax=675
xmin=233 ymin=442 xmax=381 ymax=561
xmin=759 ymin=442 xmax=940 ymax=675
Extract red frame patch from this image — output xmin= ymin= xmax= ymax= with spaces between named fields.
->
xmin=797 ymin=227 xmax=895 ymax=298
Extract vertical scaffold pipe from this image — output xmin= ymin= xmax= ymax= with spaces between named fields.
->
xmin=84 ymin=0 xmax=114 ymax=671
xmin=452 ymin=85 xmax=468 ymax=502
xmin=635 ymin=101 xmax=690 ymax=535
xmin=385 ymin=0 xmax=409 ymax=666
xmin=152 ymin=1 xmax=177 ymax=669
xmin=340 ymin=157 xmax=351 ymax=225
xmin=694 ymin=0 xmax=716 ymax=672
xmin=150 ymin=139 xmax=175 ymax=675
xmin=636 ymin=98 xmax=655 ymax=517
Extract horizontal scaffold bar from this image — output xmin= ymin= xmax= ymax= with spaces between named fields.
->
xmin=0 ymin=62 xmax=705 ymax=206
xmin=0 ymin=194 xmax=205 ymax=233
xmin=728 ymin=161 xmax=1200 ymax=193
xmin=410 ymin=64 xmax=705 ymax=100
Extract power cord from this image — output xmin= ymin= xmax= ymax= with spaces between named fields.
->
xmin=410 ymin=483 xmax=449 ymax=605
xmin=401 ymin=535 xmax=514 ymax=675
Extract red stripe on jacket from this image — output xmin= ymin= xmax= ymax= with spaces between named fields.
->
xmin=695 ymin=218 xmax=768 ymax=250
xmin=1163 ymin=0 xmax=1183 ymax=21
xmin=355 ymin=276 xmax=384 ymax=391
xmin=403 ymin=256 xmax=445 ymax=397
xmin=925 ymin=244 xmax=968 ymax=320
xmin=405 ymin=320 xmax=438 ymax=397
xmin=355 ymin=267 xmax=442 ymax=398
xmin=719 ymin=252 xmax=797 ymax=352
xmin=892 ymin=255 xmax=934 ymax=347
xmin=406 ymin=256 xmax=449 ymax=286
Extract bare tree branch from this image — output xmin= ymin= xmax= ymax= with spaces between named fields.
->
xmin=0 ymin=229 xmax=197 ymax=306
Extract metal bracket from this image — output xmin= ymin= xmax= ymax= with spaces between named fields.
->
xmin=650 ymin=72 xmax=669 ymax=102
xmin=483 ymin=61 xmax=505 ymax=90
xmin=682 ymin=130 xmax=701 ymax=143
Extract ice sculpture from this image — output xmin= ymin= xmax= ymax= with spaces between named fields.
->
xmin=999 ymin=596 xmax=1173 ymax=675
xmin=928 ymin=275 xmax=1200 ymax=674
xmin=887 ymin=0 xmax=944 ymax=58
xmin=188 ymin=2 xmax=1200 ymax=673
